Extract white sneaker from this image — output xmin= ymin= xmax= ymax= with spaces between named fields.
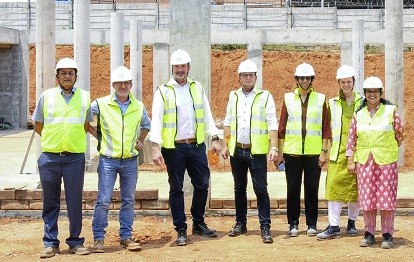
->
xmin=288 ymin=225 xmax=299 ymax=237
xmin=306 ymin=226 xmax=318 ymax=236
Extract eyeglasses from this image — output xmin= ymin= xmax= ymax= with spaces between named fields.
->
xmin=240 ymin=73 xmax=256 ymax=78
xmin=298 ymin=76 xmax=312 ymax=81
xmin=58 ymin=71 xmax=76 ymax=77
xmin=113 ymin=81 xmax=132 ymax=86
xmin=365 ymin=89 xmax=381 ymax=94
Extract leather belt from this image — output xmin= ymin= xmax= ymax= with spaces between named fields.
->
xmin=46 ymin=151 xmax=76 ymax=156
xmin=236 ymin=142 xmax=251 ymax=149
xmin=175 ymin=138 xmax=197 ymax=144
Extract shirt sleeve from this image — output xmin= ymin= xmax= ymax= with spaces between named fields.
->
xmin=32 ymin=94 xmax=45 ymax=123
xmin=278 ymin=101 xmax=288 ymax=139
xmin=393 ymin=109 xmax=404 ymax=138
xmin=149 ymin=87 xmax=164 ymax=145
xmin=321 ymin=99 xmax=332 ymax=139
xmin=140 ymin=107 xmax=151 ymax=131
xmin=90 ymin=100 xmax=99 ymax=116
xmin=266 ymin=93 xmax=278 ymax=131
xmin=201 ymin=83 xmax=219 ymax=136
xmin=223 ymin=92 xmax=232 ymax=127
xmin=346 ymin=115 xmax=357 ymax=157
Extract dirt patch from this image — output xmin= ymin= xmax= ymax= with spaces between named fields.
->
xmin=1 ymin=215 xmax=414 ymax=261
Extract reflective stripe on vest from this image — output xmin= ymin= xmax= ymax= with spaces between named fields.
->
xmin=284 ymin=89 xmax=325 ymax=155
xmin=228 ymin=87 xmax=270 ymax=155
xmin=329 ymin=92 xmax=362 ymax=161
xmin=355 ymin=104 xmax=398 ymax=165
xmin=41 ymin=87 xmax=90 ymax=153
xmin=158 ymin=78 xmax=205 ymax=148
xmin=97 ymin=94 xmax=144 ymax=158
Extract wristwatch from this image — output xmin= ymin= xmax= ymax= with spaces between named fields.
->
xmin=321 ymin=148 xmax=328 ymax=153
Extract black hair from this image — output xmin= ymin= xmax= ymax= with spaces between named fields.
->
xmin=355 ymin=89 xmax=394 ymax=113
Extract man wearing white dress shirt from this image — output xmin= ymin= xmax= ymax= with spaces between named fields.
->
xmin=150 ymin=49 xmax=221 ymax=246
xmin=221 ymin=60 xmax=278 ymax=243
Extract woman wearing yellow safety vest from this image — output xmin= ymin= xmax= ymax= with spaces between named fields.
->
xmin=317 ymin=65 xmax=362 ymax=240
xmin=276 ymin=63 xmax=331 ymax=237
xmin=346 ymin=76 xmax=404 ymax=249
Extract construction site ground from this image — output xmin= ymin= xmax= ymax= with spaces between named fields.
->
xmin=1 ymin=130 xmax=414 ymax=261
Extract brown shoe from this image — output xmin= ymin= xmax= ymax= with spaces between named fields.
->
xmin=68 ymin=245 xmax=91 ymax=255
xmin=39 ymin=246 xmax=60 ymax=258
xmin=120 ymin=238 xmax=141 ymax=251
xmin=91 ymin=239 xmax=105 ymax=253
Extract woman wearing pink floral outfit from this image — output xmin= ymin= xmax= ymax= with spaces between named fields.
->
xmin=346 ymin=76 xmax=404 ymax=249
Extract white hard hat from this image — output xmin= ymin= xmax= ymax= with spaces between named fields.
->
xmin=238 ymin=60 xmax=258 ymax=73
xmin=170 ymin=49 xmax=191 ymax=65
xmin=295 ymin=63 xmax=315 ymax=77
xmin=55 ymin=57 xmax=77 ymax=73
xmin=336 ymin=65 xmax=356 ymax=80
xmin=111 ymin=66 xmax=133 ymax=83
xmin=363 ymin=76 xmax=383 ymax=89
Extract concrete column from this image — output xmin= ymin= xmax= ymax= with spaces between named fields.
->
xmin=352 ymin=19 xmax=364 ymax=95
xmin=247 ymin=30 xmax=263 ymax=88
xmin=19 ymin=31 xmax=29 ymax=129
xmin=35 ymin=0 xmax=55 ymax=172
xmin=385 ymin=1 xmax=404 ymax=166
xmin=74 ymin=0 xmax=91 ymax=162
xmin=152 ymin=43 xmax=170 ymax=92
xmin=130 ymin=19 xmax=143 ymax=101
xmin=340 ymin=41 xmax=352 ymax=67
xmin=110 ymin=12 xmax=124 ymax=92
xmin=169 ymin=0 xmax=211 ymax=212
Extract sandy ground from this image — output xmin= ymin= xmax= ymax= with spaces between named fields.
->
xmin=1 ymin=215 xmax=414 ymax=261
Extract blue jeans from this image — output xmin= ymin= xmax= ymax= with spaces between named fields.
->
xmin=162 ymin=142 xmax=210 ymax=231
xmin=92 ymin=156 xmax=138 ymax=240
xmin=230 ymin=147 xmax=271 ymax=229
xmin=38 ymin=152 xmax=86 ymax=248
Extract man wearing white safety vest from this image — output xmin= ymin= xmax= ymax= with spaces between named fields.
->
xmin=88 ymin=66 xmax=150 ymax=253
xmin=222 ymin=59 xmax=278 ymax=244
xmin=150 ymin=49 xmax=221 ymax=246
xmin=275 ymin=62 xmax=331 ymax=238
xmin=33 ymin=57 xmax=93 ymax=258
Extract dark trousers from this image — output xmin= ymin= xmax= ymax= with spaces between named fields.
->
xmin=230 ymin=147 xmax=271 ymax=229
xmin=284 ymin=154 xmax=321 ymax=227
xmin=38 ymin=152 xmax=86 ymax=248
xmin=162 ymin=142 xmax=210 ymax=231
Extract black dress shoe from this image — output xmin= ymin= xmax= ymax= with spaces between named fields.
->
xmin=229 ymin=222 xmax=247 ymax=237
xmin=261 ymin=227 xmax=273 ymax=243
xmin=192 ymin=223 xmax=217 ymax=237
xmin=176 ymin=230 xmax=188 ymax=246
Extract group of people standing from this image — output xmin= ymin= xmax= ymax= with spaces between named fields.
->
xmin=32 ymin=48 xmax=404 ymax=258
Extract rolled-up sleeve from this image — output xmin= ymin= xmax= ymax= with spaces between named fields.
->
xmin=149 ymin=88 xmax=164 ymax=145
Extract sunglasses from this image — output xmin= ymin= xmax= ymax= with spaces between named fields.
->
xmin=298 ymin=76 xmax=312 ymax=81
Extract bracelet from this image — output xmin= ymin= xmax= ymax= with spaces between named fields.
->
xmin=321 ymin=149 xmax=328 ymax=153
xmin=211 ymin=136 xmax=219 ymax=141
xmin=270 ymin=147 xmax=277 ymax=152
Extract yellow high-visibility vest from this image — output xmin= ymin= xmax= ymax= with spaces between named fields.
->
xmin=41 ymin=87 xmax=90 ymax=153
xmin=329 ymin=92 xmax=362 ymax=161
xmin=284 ymin=88 xmax=325 ymax=155
xmin=96 ymin=93 xmax=144 ymax=158
xmin=227 ymin=87 xmax=270 ymax=155
xmin=355 ymin=104 xmax=398 ymax=165
xmin=156 ymin=77 xmax=205 ymax=148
